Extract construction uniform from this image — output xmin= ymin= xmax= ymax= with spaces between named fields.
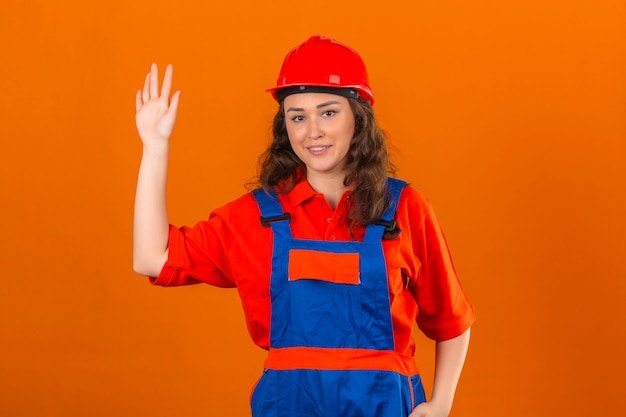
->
xmin=151 ymin=177 xmax=475 ymax=416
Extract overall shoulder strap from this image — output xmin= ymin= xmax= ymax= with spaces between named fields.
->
xmin=251 ymin=188 xmax=292 ymax=238
xmin=363 ymin=177 xmax=407 ymax=242
xmin=381 ymin=177 xmax=407 ymax=222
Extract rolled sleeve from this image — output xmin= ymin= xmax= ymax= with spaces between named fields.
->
xmin=401 ymin=188 xmax=476 ymax=341
xmin=149 ymin=221 xmax=236 ymax=288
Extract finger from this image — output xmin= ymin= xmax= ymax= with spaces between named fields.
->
xmin=149 ymin=63 xmax=159 ymax=99
xmin=136 ymin=90 xmax=142 ymax=112
xmin=161 ymin=64 xmax=173 ymax=99
xmin=168 ymin=90 xmax=182 ymax=116
xmin=142 ymin=72 xmax=150 ymax=103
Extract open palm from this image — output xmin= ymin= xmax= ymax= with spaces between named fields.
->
xmin=135 ymin=63 xmax=181 ymax=148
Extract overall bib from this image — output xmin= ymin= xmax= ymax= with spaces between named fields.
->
xmin=251 ymin=178 xmax=425 ymax=417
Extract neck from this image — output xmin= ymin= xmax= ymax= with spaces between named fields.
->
xmin=306 ymin=172 xmax=349 ymax=210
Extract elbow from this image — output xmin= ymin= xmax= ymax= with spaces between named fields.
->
xmin=132 ymin=264 xmax=147 ymax=277
xmin=133 ymin=257 xmax=162 ymax=278
xmin=132 ymin=248 xmax=168 ymax=277
xmin=132 ymin=259 xmax=151 ymax=277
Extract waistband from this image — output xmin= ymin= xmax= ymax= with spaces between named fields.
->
xmin=264 ymin=347 xmax=419 ymax=376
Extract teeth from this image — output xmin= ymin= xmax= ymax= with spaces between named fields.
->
xmin=309 ymin=146 xmax=328 ymax=151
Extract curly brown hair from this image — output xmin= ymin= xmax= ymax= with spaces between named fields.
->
xmin=256 ymin=97 xmax=397 ymax=234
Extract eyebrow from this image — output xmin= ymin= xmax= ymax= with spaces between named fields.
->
xmin=285 ymin=100 xmax=342 ymax=112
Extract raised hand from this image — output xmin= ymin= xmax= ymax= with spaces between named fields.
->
xmin=135 ymin=63 xmax=181 ymax=148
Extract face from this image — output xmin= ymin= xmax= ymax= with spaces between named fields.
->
xmin=283 ymin=93 xmax=355 ymax=180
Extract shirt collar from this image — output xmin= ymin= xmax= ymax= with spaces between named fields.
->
xmin=286 ymin=177 xmax=317 ymax=209
xmin=284 ymin=177 xmax=356 ymax=211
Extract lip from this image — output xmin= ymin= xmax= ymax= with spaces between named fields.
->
xmin=306 ymin=145 xmax=331 ymax=155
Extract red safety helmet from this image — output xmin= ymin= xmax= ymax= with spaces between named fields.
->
xmin=267 ymin=35 xmax=375 ymax=105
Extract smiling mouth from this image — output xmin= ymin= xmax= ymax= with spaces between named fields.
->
xmin=308 ymin=146 xmax=331 ymax=152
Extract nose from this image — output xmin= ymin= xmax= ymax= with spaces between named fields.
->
xmin=306 ymin=118 xmax=323 ymax=140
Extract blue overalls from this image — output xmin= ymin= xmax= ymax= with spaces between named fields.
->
xmin=250 ymin=178 xmax=425 ymax=417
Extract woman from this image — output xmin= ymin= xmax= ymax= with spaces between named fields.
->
xmin=133 ymin=35 xmax=475 ymax=417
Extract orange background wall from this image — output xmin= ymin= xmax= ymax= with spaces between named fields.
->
xmin=1 ymin=1 xmax=624 ymax=416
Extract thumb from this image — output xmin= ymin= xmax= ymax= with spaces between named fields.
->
xmin=409 ymin=401 xmax=428 ymax=417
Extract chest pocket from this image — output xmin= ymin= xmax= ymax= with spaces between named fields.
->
xmin=289 ymin=249 xmax=360 ymax=285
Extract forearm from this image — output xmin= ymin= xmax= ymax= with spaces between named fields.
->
xmin=430 ymin=328 xmax=471 ymax=414
xmin=133 ymin=144 xmax=170 ymax=276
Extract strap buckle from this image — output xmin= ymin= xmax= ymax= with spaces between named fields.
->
xmin=260 ymin=213 xmax=292 ymax=227
xmin=375 ymin=219 xmax=396 ymax=232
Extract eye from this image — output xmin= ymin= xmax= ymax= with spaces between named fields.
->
xmin=322 ymin=110 xmax=336 ymax=117
xmin=291 ymin=115 xmax=305 ymax=122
